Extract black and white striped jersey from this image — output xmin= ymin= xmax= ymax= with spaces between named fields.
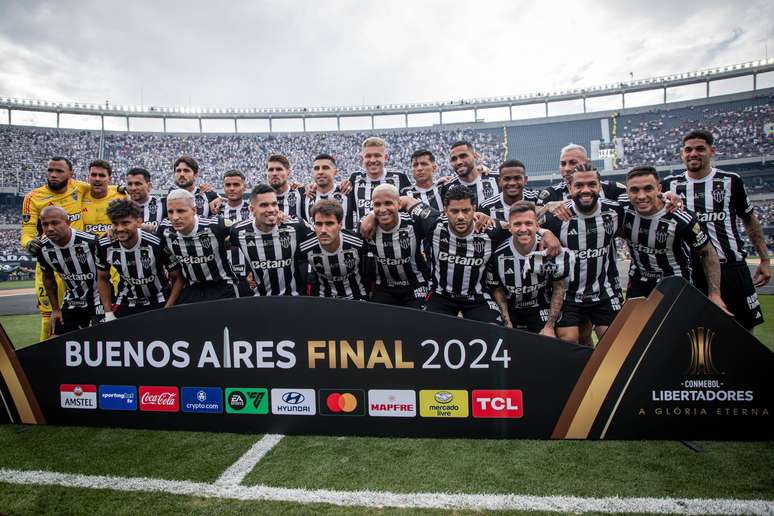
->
xmin=276 ymin=188 xmax=305 ymax=221
xmin=299 ymin=229 xmax=369 ymax=299
xmin=401 ymin=183 xmax=444 ymax=212
xmin=221 ymin=200 xmax=251 ymax=279
xmin=366 ymin=213 xmax=430 ymax=288
xmin=229 ymin=220 xmax=311 ymax=296
xmin=165 ymin=188 xmax=218 ymax=217
xmin=536 ymin=180 xmax=626 ymax=206
xmin=619 ymin=205 xmax=710 ymax=283
xmin=303 ymin=187 xmax=353 ymax=229
xmin=348 ymin=171 xmax=411 ymax=226
xmin=157 ymin=216 xmax=235 ymax=285
xmin=36 ymin=230 xmax=100 ymax=310
xmin=478 ymin=190 xmax=540 ymax=223
xmin=488 ymin=236 xmax=573 ymax=309
xmin=95 ymin=230 xmax=178 ymax=307
xmin=661 ymin=168 xmax=753 ymax=263
xmin=138 ymin=196 xmax=165 ymax=226
xmin=408 ymin=203 xmax=509 ymax=301
xmin=441 ymin=174 xmax=500 ymax=206
xmin=541 ymin=199 xmax=624 ymax=303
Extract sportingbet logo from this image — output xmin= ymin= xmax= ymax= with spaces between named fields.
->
xmin=98 ymin=385 xmax=137 ymax=411
xmin=225 ymin=388 xmax=268 ymax=414
xmin=139 ymin=386 xmax=179 ymax=412
xmin=368 ymin=390 xmax=416 ymax=417
xmin=419 ymin=389 xmax=468 ymax=418
xmin=60 ymin=384 xmax=97 ymax=409
xmin=472 ymin=390 xmax=523 ymax=418
xmin=271 ymin=388 xmax=316 ymax=415
xmin=319 ymin=389 xmax=365 ymax=416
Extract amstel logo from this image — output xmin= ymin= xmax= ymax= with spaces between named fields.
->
xmin=686 ymin=327 xmax=721 ymax=376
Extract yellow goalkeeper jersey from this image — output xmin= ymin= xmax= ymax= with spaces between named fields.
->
xmin=81 ymin=189 xmax=127 ymax=236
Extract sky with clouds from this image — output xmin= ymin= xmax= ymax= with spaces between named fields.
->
xmin=1 ymin=0 xmax=773 ymax=113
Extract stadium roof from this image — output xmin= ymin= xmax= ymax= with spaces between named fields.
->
xmin=1 ymin=58 xmax=773 ymax=121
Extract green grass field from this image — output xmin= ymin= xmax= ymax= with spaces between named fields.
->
xmin=0 ymin=279 xmax=34 ymax=290
xmin=0 ymin=298 xmax=772 ymax=514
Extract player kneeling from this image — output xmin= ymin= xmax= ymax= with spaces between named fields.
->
xmin=489 ymin=202 xmax=572 ymax=336
xmin=96 ymin=199 xmax=184 ymax=319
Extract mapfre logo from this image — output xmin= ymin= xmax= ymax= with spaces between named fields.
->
xmin=368 ymin=389 xmax=416 ymax=417
xmin=139 ymin=386 xmax=179 ymax=412
xmin=472 ymin=389 xmax=523 ymax=418
xmin=60 ymin=384 xmax=97 ymax=410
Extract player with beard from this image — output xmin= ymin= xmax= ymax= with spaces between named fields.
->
xmin=126 ymin=167 xmax=165 ymax=228
xmin=302 ymin=154 xmax=354 ymax=228
xmin=479 ymin=160 xmax=538 ymax=223
xmin=537 ymin=144 xmax=626 ymax=211
xmin=541 ymin=164 xmax=625 ymax=344
xmin=220 ymin=170 xmax=254 ymax=297
xmin=96 ymin=199 xmax=184 ymax=319
xmin=230 ymin=184 xmax=311 ymax=296
xmin=621 ymin=166 xmax=727 ymax=311
xmin=362 ymin=184 xmax=430 ymax=309
xmin=440 ymin=140 xmax=500 ymax=206
xmin=81 ymin=160 xmax=126 ymax=237
xmin=489 ymin=201 xmax=572 ymax=336
xmin=35 ymin=206 xmax=101 ymax=335
xmin=22 ymin=157 xmax=119 ymax=340
xmin=662 ymin=129 xmax=769 ymax=330
xmin=400 ymin=149 xmax=444 ymax=211
xmin=401 ymin=186 xmax=507 ymax=323
xmin=157 ymin=189 xmax=237 ymax=304
xmin=299 ymin=199 xmax=369 ymax=299
xmin=347 ymin=137 xmax=411 ymax=227
xmin=267 ymin=154 xmax=305 ymax=220
xmin=168 ymin=155 xmax=219 ymax=217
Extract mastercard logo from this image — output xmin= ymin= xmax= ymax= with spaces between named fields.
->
xmin=326 ymin=392 xmax=358 ymax=413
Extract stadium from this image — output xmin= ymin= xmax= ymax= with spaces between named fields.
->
xmin=0 ymin=31 xmax=773 ymax=516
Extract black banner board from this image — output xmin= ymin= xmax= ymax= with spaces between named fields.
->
xmin=1 ymin=277 xmax=771 ymax=439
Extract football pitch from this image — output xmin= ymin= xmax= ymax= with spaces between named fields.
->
xmin=0 ymin=301 xmax=773 ymax=514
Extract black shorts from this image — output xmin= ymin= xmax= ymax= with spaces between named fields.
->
xmin=626 ymin=277 xmax=658 ymax=299
xmin=426 ymin=292 xmax=502 ymax=324
xmin=370 ymin=284 xmax=428 ymax=310
xmin=235 ymin=278 xmax=255 ymax=298
xmin=693 ymin=261 xmax=764 ymax=329
xmin=178 ymin=280 xmax=237 ymax=305
xmin=116 ymin=302 xmax=165 ymax=318
xmin=508 ymin=306 xmax=552 ymax=333
xmin=52 ymin=306 xmax=96 ymax=335
xmin=557 ymin=297 xmax=621 ymax=328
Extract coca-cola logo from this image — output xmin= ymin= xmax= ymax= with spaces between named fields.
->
xmin=139 ymin=386 xmax=179 ymax=412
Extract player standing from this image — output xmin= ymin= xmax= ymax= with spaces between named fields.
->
xmin=96 ymin=199 xmax=184 ymax=319
xmin=267 ymin=155 xmax=305 ymax=220
xmin=157 ymin=189 xmax=237 ymax=304
xmin=440 ymin=141 xmax=500 ymax=206
xmin=126 ymin=167 xmax=165 ymax=228
xmin=478 ymin=160 xmax=538 ymax=223
xmin=400 ymin=150 xmax=444 ymax=211
xmin=662 ymin=130 xmax=770 ymax=329
xmin=230 ymin=184 xmax=310 ymax=296
xmin=490 ymin=201 xmax=572 ymax=336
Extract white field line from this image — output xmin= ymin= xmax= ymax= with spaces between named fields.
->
xmin=215 ymin=434 xmax=284 ymax=486
xmin=1 ymin=468 xmax=773 ymax=514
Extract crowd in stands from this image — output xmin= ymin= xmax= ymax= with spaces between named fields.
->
xmin=0 ymin=126 xmax=503 ymax=193
xmin=617 ymin=99 xmax=774 ymax=168
xmin=752 ymin=199 xmax=774 ymax=226
xmin=0 ymin=229 xmax=24 ymax=256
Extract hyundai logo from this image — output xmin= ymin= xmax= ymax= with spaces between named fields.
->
xmin=282 ymin=392 xmax=305 ymax=404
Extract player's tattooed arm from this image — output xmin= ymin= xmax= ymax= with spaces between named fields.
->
xmin=492 ymin=287 xmax=512 ymax=328
xmin=741 ymin=213 xmax=772 ymax=287
xmin=542 ymin=279 xmax=567 ymax=338
xmin=696 ymin=244 xmax=733 ymax=316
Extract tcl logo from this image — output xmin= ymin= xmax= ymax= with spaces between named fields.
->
xmin=139 ymin=386 xmax=179 ymax=412
xmin=472 ymin=389 xmax=523 ymax=418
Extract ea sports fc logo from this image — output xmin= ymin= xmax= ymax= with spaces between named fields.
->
xmin=319 ymin=389 xmax=365 ymax=416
